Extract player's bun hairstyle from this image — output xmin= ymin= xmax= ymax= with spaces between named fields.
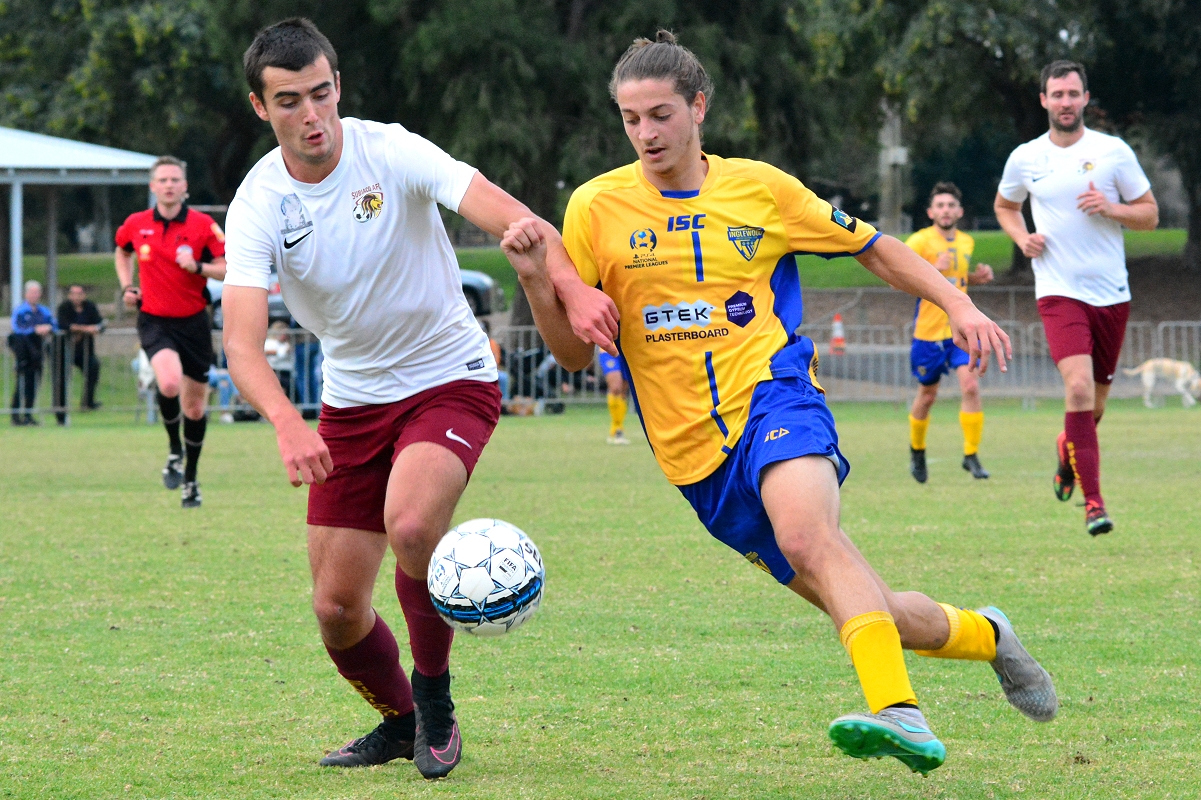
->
xmin=150 ymin=155 xmax=186 ymax=180
xmin=609 ymin=29 xmax=714 ymax=106
xmin=243 ymin=18 xmax=339 ymax=100
xmin=929 ymin=181 xmax=962 ymax=205
xmin=1040 ymin=60 xmax=1088 ymax=94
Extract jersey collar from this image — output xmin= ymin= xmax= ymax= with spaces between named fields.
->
xmin=153 ymin=203 xmax=189 ymax=225
xmin=636 ymin=153 xmax=722 ymax=200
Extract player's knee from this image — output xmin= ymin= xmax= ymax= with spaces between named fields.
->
xmin=311 ymin=594 xmax=370 ymax=633
xmin=157 ymin=376 xmax=181 ymax=397
xmin=386 ymin=513 xmax=438 ymax=572
xmin=776 ymin=524 xmax=843 ymax=580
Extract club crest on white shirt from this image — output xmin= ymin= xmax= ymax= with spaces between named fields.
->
xmin=280 ymin=194 xmax=313 ymax=235
xmin=352 ymin=185 xmax=384 ymax=222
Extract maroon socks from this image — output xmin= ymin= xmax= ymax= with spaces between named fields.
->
xmin=396 ymin=566 xmax=454 ymax=678
xmin=1064 ymin=410 xmax=1102 ymax=506
xmin=324 ymin=613 xmax=414 ymax=719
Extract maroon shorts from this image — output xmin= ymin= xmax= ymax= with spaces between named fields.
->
xmin=1037 ymin=296 xmax=1130 ymax=385
xmin=307 ymin=379 xmax=502 ymax=533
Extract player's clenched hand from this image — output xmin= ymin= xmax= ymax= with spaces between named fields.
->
xmin=500 ymin=218 xmax=548 ymax=279
xmin=1020 ymin=232 xmax=1046 ymax=259
xmin=276 ymin=414 xmax=333 ymax=487
xmin=1077 ymin=181 xmax=1113 ymax=218
xmin=934 ymin=250 xmax=953 ymax=272
xmin=949 ymin=302 xmax=1011 ymax=376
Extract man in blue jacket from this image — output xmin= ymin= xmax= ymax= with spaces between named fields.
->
xmin=8 ymin=280 xmax=57 ymax=425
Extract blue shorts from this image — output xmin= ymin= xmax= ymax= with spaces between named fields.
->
xmin=598 ymin=352 xmax=625 ymax=375
xmin=677 ymin=377 xmax=849 ymax=586
xmin=910 ymin=338 xmax=969 ymax=386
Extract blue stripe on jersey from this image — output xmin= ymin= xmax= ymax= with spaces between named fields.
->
xmin=692 ymin=230 xmax=704 ymax=282
xmin=704 ymin=351 xmax=729 ymax=437
xmin=769 ymin=253 xmax=804 ymax=345
xmin=661 ymin=189 xmax=700 ymax=199
xmin=792 ymin=231 xmax=884 ymax=261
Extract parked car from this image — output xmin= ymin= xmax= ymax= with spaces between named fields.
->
xmin=460 ymin=269 xmax=505 ymax=316
xmin=208 ymin=268 xmax=504 ymax=327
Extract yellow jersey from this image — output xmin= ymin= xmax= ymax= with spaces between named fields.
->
xmin=563 ymin=154 xmax=879 ymax=485
xmin=906 ymin=226 xmax=973 ymax=341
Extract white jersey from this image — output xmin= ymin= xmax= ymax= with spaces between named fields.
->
xmin=224 ymin=117 xmax=497 ymax=407
xmin=998 ymin=128 xmax=1151 ymax=307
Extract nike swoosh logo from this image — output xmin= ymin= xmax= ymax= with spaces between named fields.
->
xmin=446 ymin=429 xmax=471 ymax=449
xmin=430 ymin=722 xmax=461 ymax=764
xmin=1031 ymin=173 xmax=1051 ymax=183
xmin=283 ymin=230 xmax=313 ymax=249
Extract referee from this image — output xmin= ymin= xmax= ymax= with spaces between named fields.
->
xmin=115 ymin=156 xmax=227 ymax=508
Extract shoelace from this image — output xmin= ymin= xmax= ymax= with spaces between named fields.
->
xmin=417 ymin=696 xmax=456 ymax=744
xmin=345 ymin=724 xmax=390 ymax=754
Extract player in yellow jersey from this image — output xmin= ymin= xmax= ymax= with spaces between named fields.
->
xmin=500 ymin=31 xmax=1056 ymax=775
xmin=598 ymin=351 xmax=630 ymax=444
xmin=906 ymin=182 xmax=995 ymax=483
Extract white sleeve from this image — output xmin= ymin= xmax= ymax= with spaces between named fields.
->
xmin=223 ymin=194 xmax=275 ymax=290
xmin=1113 ymin=141 xmax=1152 ymax=202
xmin=389 ymin=131 xmax=478 ymax=212
xmin=997 ymin=147 xmax=1029 ymax=204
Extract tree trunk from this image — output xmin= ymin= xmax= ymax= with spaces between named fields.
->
xmin=1185 ymin=178 xmax=1201 ymax=272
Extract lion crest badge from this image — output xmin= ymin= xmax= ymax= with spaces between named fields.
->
xmin=353 ymin=192 xmax=384 ymax=222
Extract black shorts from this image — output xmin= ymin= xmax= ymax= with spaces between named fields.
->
xmin=137 ymin=310 xmax=214 ymax=383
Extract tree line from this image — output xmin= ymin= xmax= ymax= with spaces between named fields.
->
xmin=1 ymin=0 xmax=1197 ymax=268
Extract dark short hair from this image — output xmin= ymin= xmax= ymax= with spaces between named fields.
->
xmin=929 ymin=181 xmax=962 ymax=205
xmin=609 ymin=30 xmax=714 ymax=106
xmin=150 ymin=155 xmax=186 ymax=180
xmin=1040 ymin=60 xmax=1088 ymax=94
xmin=243 ymin=18 xmax=338 ymax=100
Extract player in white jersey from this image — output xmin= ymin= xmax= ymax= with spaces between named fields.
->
xmin=221 ymin=18 xmax=617 ymax=779
xmin=995 ymin=60 xmax=1158 ymax=536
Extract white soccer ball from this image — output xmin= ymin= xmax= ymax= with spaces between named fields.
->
xmin=427 ymin=519 xmax=544 ymax=637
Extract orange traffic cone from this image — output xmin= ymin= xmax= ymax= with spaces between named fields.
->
xmin=830 ymin=313 xmax=846 ymax=355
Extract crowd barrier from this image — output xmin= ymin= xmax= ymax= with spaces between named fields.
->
xmin=3 ymin=320 xmax=1200 ymax=423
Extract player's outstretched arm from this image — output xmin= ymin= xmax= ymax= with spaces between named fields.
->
xmin=856 ymin=235 xmax=1011 ymax=374
xmin=500 ymin=219 xmax=596 ymax=372
xmin=223 ymin=285 xmax=332 ymax=486
xmin=456 ymin=173 xmax=619 ymax=353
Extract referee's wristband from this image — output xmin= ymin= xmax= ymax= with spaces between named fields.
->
xmin=122 ymin=285 xmax=136 ymax=293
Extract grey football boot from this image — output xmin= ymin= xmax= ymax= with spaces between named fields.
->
xmin=978 ymin=606 xmax=1058 ymax=722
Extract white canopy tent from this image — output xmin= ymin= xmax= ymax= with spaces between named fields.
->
xmin=1 ymin=127 xmax=157 ymax=312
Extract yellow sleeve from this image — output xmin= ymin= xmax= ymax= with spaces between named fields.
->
xmin=562 ymin=188 xmax=601 ymax=288
xmin=769 ymin=172 xmax=879 ymax=256
xmin=959 ymin=231 xmax=975 ymax=263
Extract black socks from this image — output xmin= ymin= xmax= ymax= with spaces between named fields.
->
xmin=157 ymin=392 xmax=182 ymax=454
xmin=183 ymin=415 xmax=207 ymax=482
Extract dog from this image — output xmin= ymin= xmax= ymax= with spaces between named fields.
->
xmin=1123 ymin=358 xmax=1201 ymax=408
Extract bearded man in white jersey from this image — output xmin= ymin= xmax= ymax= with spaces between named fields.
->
xmin=221 ymin=18 xmax=617 ymax=779
xmin=994 ymin=60 xmax=1158 ymax=537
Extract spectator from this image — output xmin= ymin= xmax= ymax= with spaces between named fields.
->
xmin=8 ymin=280 xmax=56 ymax=425
xmin=264 ymin=321 xmax=293 ymax=397
xmin=290 ymin=318 xmax=322 ymax=420
xmin=54 ymin=284 xmax=105 ymax=415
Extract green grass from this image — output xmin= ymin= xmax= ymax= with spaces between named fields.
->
xmin=18 ymin=230 xmax=1187 ymax=303
xmin=2 ymin=400 xmax=1198 ymax=798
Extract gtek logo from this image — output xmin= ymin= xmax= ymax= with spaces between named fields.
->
xmin=642 ymin=300 xmax=715 ymax=331
xmin=667 ymin=213 xmax=706 ymax=232
xmin=764 ymin=427 xmax=790 ymax=442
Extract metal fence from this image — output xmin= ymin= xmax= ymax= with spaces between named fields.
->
xmin=4 ymin=320 xmax=1200 ymax=423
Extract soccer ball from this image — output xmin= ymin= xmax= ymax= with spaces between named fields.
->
xmin=427 ymin=519 xmax=544 ymax=637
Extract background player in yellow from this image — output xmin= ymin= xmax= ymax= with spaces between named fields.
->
xmin=499 ymin=31 xmax=1056 ymax=776
xmin=906 ymin=182 xmax=995 ymax=483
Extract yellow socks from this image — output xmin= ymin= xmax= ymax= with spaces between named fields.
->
xmin=607 ymin=394 xmax=627 ymax=436
xmin=915 ymin=603 xmax=997 ymax=661
xmin=960 ymin=411 xmax=984 ymax=456
xmin=909 ymin=415 xmax=929 ymax=451
xmin=840 ymin=612 xmax=918 ymax=713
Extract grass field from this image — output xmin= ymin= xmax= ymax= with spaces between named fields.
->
xmin=19 ymin=229 xmax=1188 ymax=301
xmin=1 ymin=399 xmax=1198 ymax=798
